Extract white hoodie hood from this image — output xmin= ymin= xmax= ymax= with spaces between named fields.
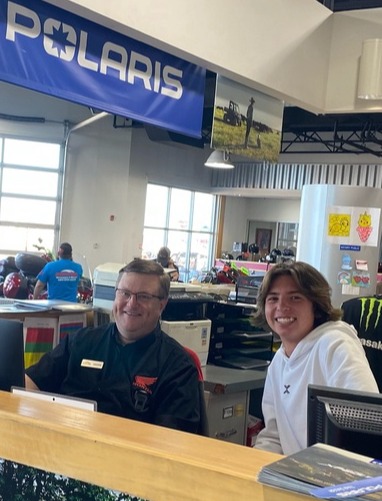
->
xmin=285 ymin=320 xmax=362 ymax=363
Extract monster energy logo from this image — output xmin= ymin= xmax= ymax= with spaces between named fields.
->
xmin=359 ymin=297 xmax=382 ymax=330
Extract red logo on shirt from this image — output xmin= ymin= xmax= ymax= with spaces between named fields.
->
xmin=133 ymin=376 xmax=158 ymax=394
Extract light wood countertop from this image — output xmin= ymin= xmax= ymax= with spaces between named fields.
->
xmin=0 ymin=390 xmax=311 ymax=501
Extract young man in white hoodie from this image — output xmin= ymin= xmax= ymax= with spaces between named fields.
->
xmin=253 ymin=260 xmax=378 ymax=456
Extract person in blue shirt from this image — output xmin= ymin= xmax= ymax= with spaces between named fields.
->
xmin=33 ymin=242 xmax=83 ymax=302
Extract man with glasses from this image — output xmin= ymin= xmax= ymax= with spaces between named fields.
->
xmin=25 ymin=259 xmax=202 ymax=433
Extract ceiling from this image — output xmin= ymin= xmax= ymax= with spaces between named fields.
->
xmin=121 ymin=1 xmax=382 ymax=158
xmin=281 ymin=107 xmax=382 ymax=157
xmin=281 ymin=2 xmax=382 ymax=156
xmin=317 ymin=0 xmax=382 ymax=11
xmin=20 ymin=2 xmax=380 ymax=158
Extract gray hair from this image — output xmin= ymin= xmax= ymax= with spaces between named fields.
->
xmin=116 ymin=258 xmax=170 ymax=298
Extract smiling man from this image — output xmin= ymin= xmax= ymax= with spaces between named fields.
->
xmin=25 ymin=259 xmax=202 ymax=433
xmin=251 ymin=260 xmax=378 ymax=456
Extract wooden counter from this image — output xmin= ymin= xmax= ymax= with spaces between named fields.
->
xmin=0 ymin=390 xmax=311 ymax=501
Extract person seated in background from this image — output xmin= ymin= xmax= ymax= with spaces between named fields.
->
xmin=26 ymin=258 xmax=202 ymax=434
xmin=33 ymin=242 xmax=82 ymax=302
xmin=252 ymin=260 xmax=378 ymax=456
xmin=236 ymin=251 xmax=250 ymax=261
xmin=156 ymin=246 xmax=179 ymax=281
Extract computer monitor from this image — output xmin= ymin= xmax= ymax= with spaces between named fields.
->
xmin=0 ymin=318 xmax=25 ymax=392
xmin=11 ymin=387 xmax=97 ymax=411
xmin=307 ymin=384 xmax=382 ymax=460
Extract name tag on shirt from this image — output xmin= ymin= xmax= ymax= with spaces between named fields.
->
xmin=81 ymin=359 xmax=104 ymax=369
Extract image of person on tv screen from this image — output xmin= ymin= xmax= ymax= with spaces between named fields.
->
xmin=244 ymin=97 xmax=255 ymax=149
xmin=251 ymin=260 xmax=378 ymax=456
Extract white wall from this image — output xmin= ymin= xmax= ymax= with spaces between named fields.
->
xmin=221 ymin=196 xmax=301 ymax=254
xmin=63 ymin=117 xmax=305 ymax=273
xmin=0 ymin=81 xmax=90 ymax=140
xmin=129 ymin=128 xmax=213 ymax=192
xmin=48 ymin=0 xmax=332 ymax=112
xmin=326 ymin=9 xmax=382 ymax=113
xmin=246 ymin=198 xmax=301 ymax=223
xmin=61 ymin=118 xmax=215 ymax=273
xmin=220 ymin=197 xmax=250 ymax=254
xmin=61 ymin=116 xmax=133 ymax=272
xmin=49 ymin=0 xmax=382 ymax=115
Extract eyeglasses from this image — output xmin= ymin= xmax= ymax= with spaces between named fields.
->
xmin=115 ymin=288 xmax=163 ymax=303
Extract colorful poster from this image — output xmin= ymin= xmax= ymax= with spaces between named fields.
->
xmin=327 ymin=206 xmax=381 ymax=247
xmin=23 ymin=317 xmax=57 ymax=369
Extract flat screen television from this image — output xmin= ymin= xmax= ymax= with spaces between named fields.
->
xmin=307 ymin=384 xmax=382 ymax=460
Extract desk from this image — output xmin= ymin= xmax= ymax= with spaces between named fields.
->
xmin=0 ymin=301 xmax=92 ymax=367
xmin=0 ymin=300 xmax=92 ymax=318
xmin=0 ymin=390 xmax=312 ymax=501
xmin=202 ymin=365 xmax=266 ymax=445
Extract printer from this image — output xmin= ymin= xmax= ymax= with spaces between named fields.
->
xmin=93 ymin=262 xmax=125 ymax=311
xmin=161 ymin=319 xmax=211 ymax=366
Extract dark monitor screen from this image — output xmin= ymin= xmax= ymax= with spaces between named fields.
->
xmin=307 ymin=384 xmax=382 ymax=460
xmin=0 ymin=318 xmax=25 ymax=391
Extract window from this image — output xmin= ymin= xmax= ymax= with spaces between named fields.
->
xmin=276 ymin=222 xmax=299 ymax=256
xmin=0 ymin=137 xmax=63 ymax=259
xmin=142 ymin=184 xmax=217 ymax=282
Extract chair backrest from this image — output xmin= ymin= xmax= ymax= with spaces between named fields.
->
xmin=0 ymin=318 xmax=25 ymax=391
xmin=183 ymin=346 xmax=209 ymax=437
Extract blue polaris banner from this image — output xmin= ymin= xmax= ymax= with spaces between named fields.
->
xmin=0 ymin=0 xmax=205 ymax=138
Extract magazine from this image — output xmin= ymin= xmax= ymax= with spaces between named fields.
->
xmin=257 ymin=443 xmax=382 ymax=500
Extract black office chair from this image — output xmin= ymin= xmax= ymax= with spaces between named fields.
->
xmin=184 ymin=347 xmax=209 ymax=437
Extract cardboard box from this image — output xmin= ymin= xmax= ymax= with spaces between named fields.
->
xmin=160 ymin=319 xmax=211 ymax=366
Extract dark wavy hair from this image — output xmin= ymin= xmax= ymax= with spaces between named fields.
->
xmin=116 ymin=258 xmax=170 ymax=299
xmin=252 ymin=261 xmax=342 ymax=330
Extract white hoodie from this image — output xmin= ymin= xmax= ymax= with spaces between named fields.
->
xmin=254 ymin=320 xmax=379 ymax=455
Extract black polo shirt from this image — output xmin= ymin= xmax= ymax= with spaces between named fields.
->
xmin=26 ymin=322 xmax=201 ymax=433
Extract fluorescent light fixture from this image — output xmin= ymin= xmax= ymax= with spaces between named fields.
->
xmin=204 ymin=150 xmax=234 ymax=169
xmin=357 ymin=39 xmax=382 ymax=100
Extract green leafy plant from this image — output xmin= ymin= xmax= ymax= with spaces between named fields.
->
xmin=33 ymin=238 xmax=55 ymax=262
